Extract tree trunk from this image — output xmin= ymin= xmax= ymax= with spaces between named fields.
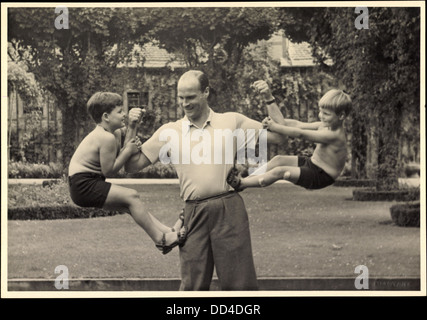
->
xmin=366 ymin=116 xmax=378 ymax=179
xmin=61 ymin=105 xmax=78 ymax=171
xmin=376 ymin=105 xmax=401 ymax=191
xmin=350 ymin=113 xmax=367 ymax=179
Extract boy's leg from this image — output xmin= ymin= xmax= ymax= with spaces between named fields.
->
xmin=251 ymin=155 xmax=298 ymax=176
xmin=241 ymin=165 xmax=300 ymax=188
xmin=241 ymin=155 xmax=298 ymax=188
xmin=250 ymin=155 xmax=297 ymax=176
xmin=104 ymin=184 xmax=170 ymax=245
xmin=228 ymin=155 xmax=299 ymax=190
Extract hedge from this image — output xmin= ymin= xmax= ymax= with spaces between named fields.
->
xmin=353 ymin=188 xmax=420 ymax=201
xmin=8 ymin=161 xmax=178 ymax=179
xmin=390 ymin=201 xmax=420 ymax=227
xmin=8 ymin=206 xmax=123 ymax=220
xmin=333 ymin=178 xmax=376 ymax=187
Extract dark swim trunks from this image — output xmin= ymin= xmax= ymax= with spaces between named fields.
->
xmin=296 ymin=156 xmax=335 ymax=190
xmin=68 ymin=172 xmax=111 ymax=208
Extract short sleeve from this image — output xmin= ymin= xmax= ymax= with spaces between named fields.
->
xmin=140 ymin=124 xmax=170 ymax=164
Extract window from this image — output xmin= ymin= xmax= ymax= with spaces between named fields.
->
xmin=127 ymin=91 xmax=149 ymax=109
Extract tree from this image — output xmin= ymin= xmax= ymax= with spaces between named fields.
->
xmin=7 ymin=48 xmax=44 ymax=161
xmin=8 ymin=7 xmax=151 ymax=166
xmin=143 ymin=7 xmax=279 ymax=112
xmin=279 ymin=7 xmax=420 ymax=190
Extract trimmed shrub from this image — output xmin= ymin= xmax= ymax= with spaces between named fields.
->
xmin=8 ymin=161 xmax=65 ymax=178
xmin=8 ymin=206 xmax=123 ymax=220
xmin=334 ymin=178 xmax=376 ymax=187
xmin=8 ymin=179 xmax=123 ymax=220
xmin=8 ymin=161 xmax=178 ymax=179
xmin=8 ymin=179 xmax=72 ymax=208
xmin=122 ymin=162 xmax=178 ymax=179
xmin=353 ymin=188 xmax=420 ymax=201
xmin=390 ymin=201 xmax=420 ymax=227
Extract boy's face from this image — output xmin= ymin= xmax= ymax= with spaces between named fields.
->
xmin=106 ymin=105 xmax=126 ymax=130
xmin=318 ymin=107 xmax=343 ymax=129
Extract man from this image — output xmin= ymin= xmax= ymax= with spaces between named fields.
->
xmin=125 ymin=70 xmax=282 ymax=290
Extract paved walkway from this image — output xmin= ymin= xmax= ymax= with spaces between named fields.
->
xmin=7 ymin=178 xmax=291 ymax=185
xmin=7 ymin=276 xmax=421 ymax=292
xmin=8 ymin=177 xmax=419 ymax=187
xmin=7 ymin=178 xmax=181 ymax=185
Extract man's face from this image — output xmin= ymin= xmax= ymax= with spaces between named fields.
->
xmin=177 ymin=76 xmax=209 ymax=122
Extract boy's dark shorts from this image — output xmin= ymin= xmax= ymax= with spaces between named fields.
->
xmin=296 ymin=156 xmax=335 ymax=190
xmin=68 ymin=172 xmax=111 ymax=208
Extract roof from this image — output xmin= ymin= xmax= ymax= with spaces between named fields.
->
xmin=119 ymin=36 xmax=331 ymax=70
xmin=280 ymin=40 xmax=333 ymax=67
xmin=117 ymin=43 xmax=186 ymax=69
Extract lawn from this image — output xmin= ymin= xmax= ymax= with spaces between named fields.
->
xmin=7 ymin=183 xmax=420 ymax=279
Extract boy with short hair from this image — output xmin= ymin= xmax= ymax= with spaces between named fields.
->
xmin=68 ymin=92 xmax=185 ymax=254
xmin=227 ymin=85 xmax=352 ymax=191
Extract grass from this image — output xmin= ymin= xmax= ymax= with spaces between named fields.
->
xmin=7 ymin=184 xmax=420 ymax=279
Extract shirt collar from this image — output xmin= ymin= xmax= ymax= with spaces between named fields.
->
xmin=182 ymin=108 xmax=215 ymax=135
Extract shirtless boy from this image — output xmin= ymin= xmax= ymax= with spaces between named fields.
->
xmin=227 ymin=82 xmax=352 ymax=191
xmin=68 ymin=92 xmax=185 ymax=254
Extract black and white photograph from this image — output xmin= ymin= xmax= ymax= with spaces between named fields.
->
xmin=1 ymin=1 xmax=425 ymax=308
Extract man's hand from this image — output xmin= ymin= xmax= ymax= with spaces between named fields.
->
xmin=252 ymin=80 xmax=274 ymax=102
xmin=128 ymin=108 xmax=144 ymax=127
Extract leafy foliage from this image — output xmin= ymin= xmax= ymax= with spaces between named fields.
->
xmin=8 ymin=161 xmax=65 ymax=178
xmin=8 ymin=7 xmax=152 ymax=166
xmin=7 ymin=60 xmax=42 ymax=108
xmin=8 ymin=178 xmax=71 ymax=208
xmin=279 ymin=7 xmax=420 ymax=190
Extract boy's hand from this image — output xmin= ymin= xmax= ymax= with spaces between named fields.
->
xmin=128 ymin=108 xmax=144 ymax=127
xmin=124 ymin=138 xmax=140 ymax=155
xmin=262 ymin=116 xmax=277 ymax=131
xmin=252 ymin=80 xmax=275 ymax=102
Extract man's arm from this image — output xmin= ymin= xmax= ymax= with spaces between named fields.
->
xmin=124 ymin=150 xmax=152 ymax=173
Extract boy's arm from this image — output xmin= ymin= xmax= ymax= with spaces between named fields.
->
xmin=99 ymin=134 xmax=137 ymax=176
xmin=283 ymin=119 xmax=322 ymax=130
xmin=266 ymin=103 xmax=321 ymax=130
xmin=235 ymin=113 xmax=284 ymax=145
xmin=265 ymin=119 xmax=337 ymax=145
